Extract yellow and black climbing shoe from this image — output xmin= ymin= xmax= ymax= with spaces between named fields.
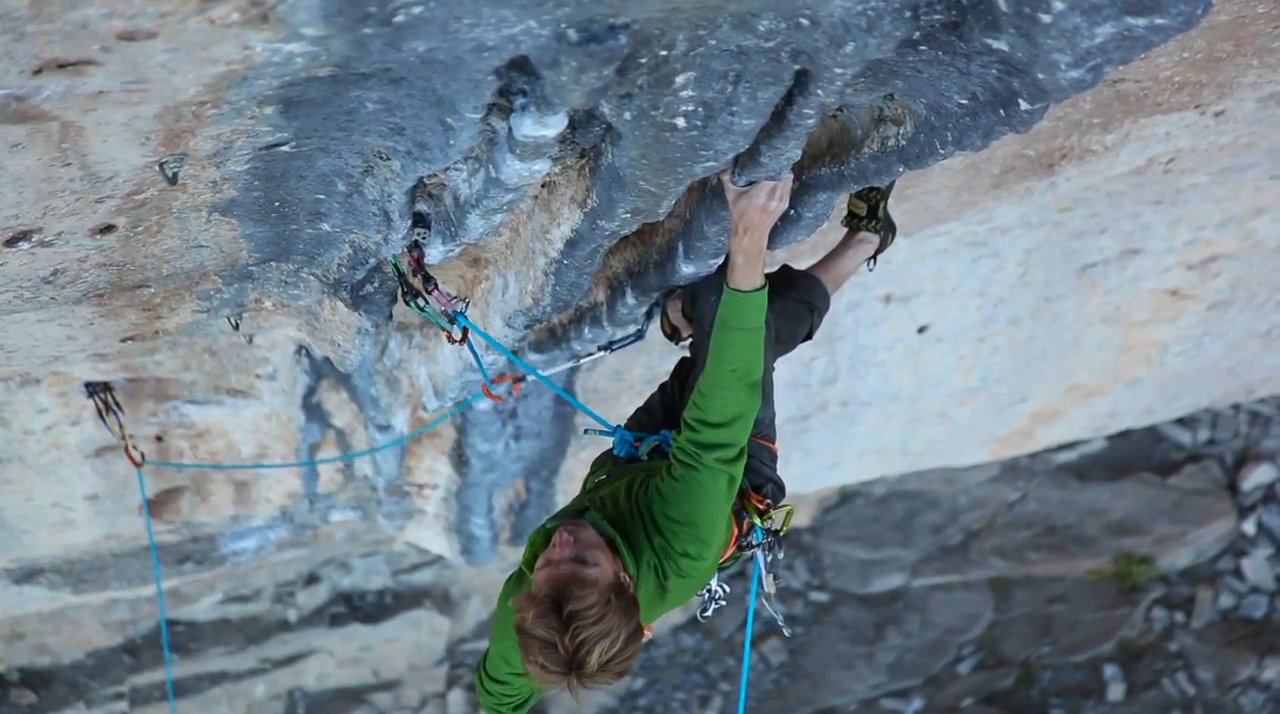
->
xmin=841 ymin=181 xmax=898 ymax=271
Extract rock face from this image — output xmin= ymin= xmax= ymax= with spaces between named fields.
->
xmin=1 ymin=0 xmax=1278 ymax=711
xmin=1 ymin=0 xmax=1218 ymax=372
xmin=5 ymin=0 xmax=1273 ymax=570
xmin=575 ymin=0 xmax=1280 ymax=493
xmin=0 ymin=527 xmax=498 ymax=714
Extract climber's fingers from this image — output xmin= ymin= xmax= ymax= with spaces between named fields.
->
xmin=719 ymin=168 xmax=747 ymax=192
xmin=723 ymin=171 xmax=794 ymax=236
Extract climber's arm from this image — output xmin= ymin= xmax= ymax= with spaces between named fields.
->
xmin=474 ymin=571 xmax=542 ymax=714
xmin=657 ymin=284 xmax=767 ymax=539
xmin=651 ymin=172 xmax=792 ymax=561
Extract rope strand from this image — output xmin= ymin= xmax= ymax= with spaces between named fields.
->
xmin=146 ymin=394 xmax=482 ymax=471
xmin=738 ymin=531 xmax=764 ymax=714
xmin=134 ymin=466 xmax=178 ymax=714
xmin=463 ymin=335 xmax=493 ymax=386
xmin=452 ymin=312 xmax=614 ymax=430
xmin=98 ymin=302 xmax=771 ymax=714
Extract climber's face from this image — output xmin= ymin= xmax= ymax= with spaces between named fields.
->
xmin=532 ymin=519 xmax=625 ymax=592
xmin=660 ymin=290 xmax=693 ymax=346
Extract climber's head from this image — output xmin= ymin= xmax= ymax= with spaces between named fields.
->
xmin=512 ymin=520 xmax=644 ymax=695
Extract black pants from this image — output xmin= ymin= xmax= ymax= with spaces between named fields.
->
xmin=623 ymin=264 xmax=832 ymax=505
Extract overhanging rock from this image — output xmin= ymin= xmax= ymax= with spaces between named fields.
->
xmin=0 ymin=0 xmax=1227 ymax=567
xmin=211 ymin=0 xmax=1213 ymax=360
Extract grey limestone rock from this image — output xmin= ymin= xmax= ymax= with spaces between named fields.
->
xmin=195 ymin=0 xmax=1215 ymax=535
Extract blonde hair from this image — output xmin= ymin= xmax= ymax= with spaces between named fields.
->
xmin=511 ymin=575 xmax=645 ymax=697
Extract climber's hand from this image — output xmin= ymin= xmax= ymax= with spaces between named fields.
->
xmin=721 ymin=170 xmax=793 ymax=291
xmin=722 ymin=170 xmax=793 ymax=240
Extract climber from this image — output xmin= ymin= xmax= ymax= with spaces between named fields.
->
xmin=648 ymin=181 xmax=897 ymax=510
xmin=473 ymin=172 xmax=898 ymax=714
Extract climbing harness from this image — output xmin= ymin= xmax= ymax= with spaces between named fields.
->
xmin=698 ymin=493 xmax=795 ymax=635
xmin=88 ymin=251 xmax=779 ymax=713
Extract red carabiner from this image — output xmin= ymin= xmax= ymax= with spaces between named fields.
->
xmin=442 ymin=325 xmax=470 ymax=346
xmin=481 ymin=373 xmax=525 ymax=403
xmin=123 ymin=440 xmax=147 ymax=468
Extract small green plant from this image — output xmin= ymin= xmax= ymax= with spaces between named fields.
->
xmin=1085 ymin=553 xmax=1161 ymax=589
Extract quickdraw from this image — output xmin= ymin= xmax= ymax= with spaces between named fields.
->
xmin=697 ymin=497 xmax=795 ymax=636
xmin=489 ymin=293 xmax=667 ymax=395
xmin=392 ymin=242 xmax=663 ymax=404
xmin=85 ymin=381 xmax=146 ymax=467
xmin=405 ymin=240 xmax=467 ymax=314
xmin=390 ymin=239 xmax=470 ymax=345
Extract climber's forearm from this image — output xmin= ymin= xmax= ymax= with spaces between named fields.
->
xmin=726 ymin=227 xmax=768 ymax=291
xmin=806 ymin=230 xmax=879 ymax=296
xmin=723 ymin=172 xmax=792 ymax=291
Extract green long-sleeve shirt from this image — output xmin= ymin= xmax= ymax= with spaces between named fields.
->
xmin=474 ymin=282 xmax=768 ymax=714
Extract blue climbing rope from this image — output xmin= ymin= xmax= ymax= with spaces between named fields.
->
xmin=463 ymin=334 xmax=493 ymax=386
xmin=118 ymin=393 xmax=484 ymax=713
xmin=134 ymin=466 xmax=178 ymax=714
xmin=738 ymin=527 xmax=764 ymax=714
xmin=97 ymin=303 xmax=767 ymax=714
xmin=585 ymin=426 xmax=673 ymax=460
xmin=146 ymin=394 xmax=482 ymax=471
xmin=452 ymin=312 xmax=614 ymax=430
xmin=460 ymin=312 xmax=772 ymax=714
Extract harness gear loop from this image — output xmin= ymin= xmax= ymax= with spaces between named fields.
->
xmin=699 ymin=494 xmax=795 ymax=636
xmin=480 ymin=373 xmax=525 ymax=403
xmin=85 ymin=381 xmax=147 ymax=467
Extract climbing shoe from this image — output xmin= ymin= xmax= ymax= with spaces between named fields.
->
xmin=841 ymin=181 xmax=898 ymax=271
